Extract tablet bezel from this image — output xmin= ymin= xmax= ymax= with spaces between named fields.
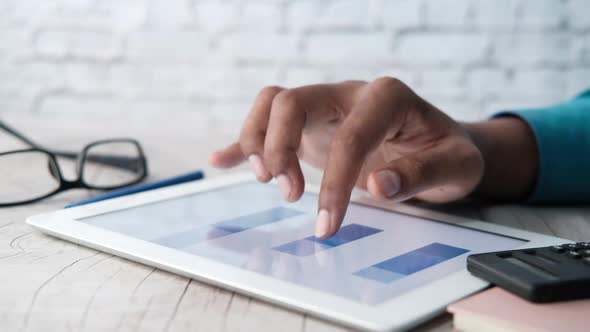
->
xmin=26 ymin=173 xmax=569 ymax=331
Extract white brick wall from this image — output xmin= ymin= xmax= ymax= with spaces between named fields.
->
xmin=0 ymin=0 xmax=588 ymax=132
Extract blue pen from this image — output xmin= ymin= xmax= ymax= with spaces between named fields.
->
xmin=65 ymin=170 xmax=205 ymax=208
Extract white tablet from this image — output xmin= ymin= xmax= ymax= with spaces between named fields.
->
xmin=26 ymin=173 xmax=568 ymax=331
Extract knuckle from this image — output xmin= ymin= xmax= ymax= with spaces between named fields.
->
xmin=264 ymin=136 xmax=298 ymax=171
xmin=370 ymin=76 xmax=405 ymax=96
xmin=321 ymin=181 xmax=340 ymax=197
xmin=258 ymin=85 xmax=283 ymax=99
xmin=263 ymin=139 xmax=284 ymax=159
xmin=263 ymin=148 xmax=289 ymax=172
xmin=272 ymin=89 xmax=299 ymax=111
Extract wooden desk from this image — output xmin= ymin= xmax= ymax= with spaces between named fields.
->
xmin=1 ymin=114 xmax=589 ymax=332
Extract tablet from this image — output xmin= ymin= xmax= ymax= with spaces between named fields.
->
xmin=26 ymin=173 xmax=568 ymax=331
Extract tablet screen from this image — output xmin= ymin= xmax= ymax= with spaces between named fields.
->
xmin=79 ymin=181 xmax=525 ymax=305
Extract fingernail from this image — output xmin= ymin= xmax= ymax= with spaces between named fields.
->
xmin=315 ymin=209 xmax=330 ymax=238
xmin=276 ymin=174 xmax=292 ymax=201
xmin=248 ymin=154 xmax=267 ymax=179
xmin=374 ymin=170 xmax=401 ymax=198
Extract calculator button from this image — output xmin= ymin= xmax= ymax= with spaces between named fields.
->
xmin=583 ymin=257 xmax=590 ymax=266
xmin=580 ymin=249 xmax=590 ymax=257
xmin=550 ymin=245 xmax=565 ymax=253
xmin=581 ymin=242 xmax=590 ymax=249
xmin=567 ymin=250 xmax=582 ymax=259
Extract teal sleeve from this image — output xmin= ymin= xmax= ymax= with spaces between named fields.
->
xmin=495 ymin=89 xmax=590 ymax=203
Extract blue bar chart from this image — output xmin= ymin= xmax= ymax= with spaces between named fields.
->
xmin=154 ymin=207 xmax=303 ymax=249
xmin=354 ymin=243 xmax=469 ymax=283
xmin=274 ymin=224 xmax=383 ymax=256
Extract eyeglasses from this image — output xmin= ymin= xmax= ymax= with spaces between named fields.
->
xmin=0 ymin=120 xmax=148 ymax=207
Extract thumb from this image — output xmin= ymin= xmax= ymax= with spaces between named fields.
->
xmin=366 ymin=140 xmax=483 ymax=203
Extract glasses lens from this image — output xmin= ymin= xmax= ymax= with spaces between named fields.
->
xmin=82 ymin=141 xmax=145 ymax=189
xmin=0 ymin=151 xmax=60 ymax=204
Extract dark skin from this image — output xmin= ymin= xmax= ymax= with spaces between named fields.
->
xmin=208 ymin=78 xmax=539 ymax=238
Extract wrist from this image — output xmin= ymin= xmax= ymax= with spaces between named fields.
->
xmin=463 ymin=117 xmax=539 ymax=200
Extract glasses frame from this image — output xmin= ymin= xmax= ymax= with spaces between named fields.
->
xmin=78 ymin=139 xmax=148 ymax=190
xmin=0 ymin=120 xmax=149 ymax=207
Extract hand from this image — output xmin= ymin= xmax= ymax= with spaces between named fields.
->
xmin=209 ymin=78 xmax=485 ymax=238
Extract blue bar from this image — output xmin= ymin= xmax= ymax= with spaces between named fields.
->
xmin=310 ymin=224 xmax=383 ymax=247
xmin=416 ymin=242 xmax=469 ymax=258
xmin=374 ymin=251 xmax=447 ymax=275
xmin=274 ymin=224 xmax=382 ymax=256
xmin=273 ymin=239 xmax=333 ymax=256
xmin=354 ymin=243 xmax=469 ymax=283
xmin=353 ymin=266 xmax=406 ymax=283
xmin=154 ymin=207 xmax=303 ymax=249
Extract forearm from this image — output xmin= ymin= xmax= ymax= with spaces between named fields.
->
xmin=463 ymin=118 xmax=539 ymax=200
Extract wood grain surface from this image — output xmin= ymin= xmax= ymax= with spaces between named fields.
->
xmin=0 ymin=113 xmax=588 ymax=332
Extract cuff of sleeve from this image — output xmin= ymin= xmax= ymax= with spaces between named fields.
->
xmin=494 ymin=100 xmax=590 ymax=203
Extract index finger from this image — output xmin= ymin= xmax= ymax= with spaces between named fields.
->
xmin=316 ymin=78 xmax=406 ymax=238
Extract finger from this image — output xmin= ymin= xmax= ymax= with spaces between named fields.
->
xmin=366 ymin=138 xmax=483 ymax=203
xmin=263 ymin=82 xmax=366 ymax=202
xmin=263 ymin=89 xmax=306 ymax=202
xmin=208 ymin=142 xmax=245 ymax=168
xmin=262 ymin=88 xmax=313 ymax=202
xmin=239 ymin=86 xmax=284 ymax=182
xmin=316 ymin=78 xmax=406 ymax=238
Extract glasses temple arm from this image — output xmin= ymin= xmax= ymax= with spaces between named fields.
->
xmin=84 ymin=154 xmax=145 ymax=173
xmin=0 ymin=121 xmax=45 ymax=148
xmin=51 ymin=150 xmax=144 ymax=173
xmin=1 ymin=120 xmax=145 ymax=174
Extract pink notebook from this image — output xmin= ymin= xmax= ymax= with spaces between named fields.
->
xmin=447 ymin=287 xmax=590 ymax=332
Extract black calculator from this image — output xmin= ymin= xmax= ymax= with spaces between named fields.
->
xmin=467 ymin=242 xmax=590 ymax=303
